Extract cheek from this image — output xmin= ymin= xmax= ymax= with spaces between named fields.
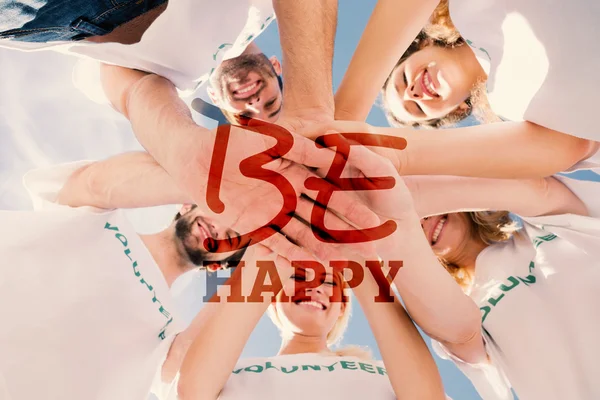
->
xmin=432 ymin=218 xmax=466 ymax=254
xmin=438 ymin=61 xmax=474 ymax=102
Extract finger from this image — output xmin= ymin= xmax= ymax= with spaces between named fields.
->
xmin=280 ymin=208 xmax=341 ymax=262
xmin=343 ymin=142 xmax=400 ymax=178
xmin=297 ymin=167 xmax=381 ymax=231
xmin=293 ymin=121 xmax=337 ymax=141
xmin=290 ymin=195 xmax=376 ymax=259
xmin=294 ymin=121 xmax=372 ymax=140
xmin=259 ymin=229 xmax=318 ymax=264
xmin=247 ymin=118 xmax=337 ymax=170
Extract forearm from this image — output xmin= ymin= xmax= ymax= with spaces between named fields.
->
xmin=101 ymin=64 xmax=214 ymax=199
xmin=57 ymin=152 xmax=191 ymax=209
xmin=405 ymin=175 xmax=589 ymax=218
xmin=353 ymin=272 xmax=445 ymax=399
xmin=272 ymin=0 xmax=336 ymax=115
xmin=380 ymin=121 xmax=596 ymax=178
xmin=334 ymin=0 xmax=439 ymax=120
xmin=376 ymin=222 xmax=483 ymax=359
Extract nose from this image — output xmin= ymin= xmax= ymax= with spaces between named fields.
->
xmin=305 ymin=285 xmax=325 ymax=295
xmin=405 ymin=79 xmax=423 ymax=100
xmin=205 ymin=220 xmax=219 ymax=239
xmin=247 ymin=95 xmax=261 ymax=107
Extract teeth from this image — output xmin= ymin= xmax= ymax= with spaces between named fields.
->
xmin=423 ymin=72 xmax=437 ymax=96
xmin=297 ymin=301 xmax=325 ymax=310
xmin=236 ymin=82 xmax=258 ymax=94
xmin=432 ymin=217 xmax=446 ymax=244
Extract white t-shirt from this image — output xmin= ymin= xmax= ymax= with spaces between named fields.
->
xmin=434 ymin=175 xmax=600 ymax=400
xmin=0 ymin=0 xmax=276 ymax=94
xmin=449 ymin=0 xmax=600 ymax=170
xmin=0 ymin=162 xmax=183 ymax=400
xmin=162 ymin=353 xmax=396 ymax=400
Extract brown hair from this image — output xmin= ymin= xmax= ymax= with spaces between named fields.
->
xmin=441 ymin=211 xmax=521 ymax=287
xmin=381 ymin=0 xmax=497 ymax=128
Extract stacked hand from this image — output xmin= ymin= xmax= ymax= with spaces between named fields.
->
xmin=176 ymin=117 xmax=382 ymax=263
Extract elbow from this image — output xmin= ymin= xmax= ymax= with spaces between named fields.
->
xmin=551 ymin=133 xmax=598 ymax=173
xmin=566 ymin=137 xmax=599 ymax=166
xmin=440 ymin=299 xmax=482 ymax=346
xmin=83 ymin=165 xmax=113 ymax=209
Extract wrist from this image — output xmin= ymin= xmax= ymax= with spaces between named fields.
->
xmin=375 ymin=215 xmax=424 ymax=262
xmin=281 ymin=105 xmax=334 ymax=123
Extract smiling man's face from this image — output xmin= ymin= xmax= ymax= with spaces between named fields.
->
xmin=174 ymin=204 xmax=244 ymax=269
xmin=208 ymin=53 xmax=283 ymax=123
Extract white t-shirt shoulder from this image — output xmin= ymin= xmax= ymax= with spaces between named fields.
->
xmin=434 ymin=175 xmax=600 ymax=400
xmin=450 ymin=0 xmax=600 ymax=143
xmin=0 ymin=162 xmax=183 ymax=400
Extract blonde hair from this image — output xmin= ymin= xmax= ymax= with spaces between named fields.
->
xmin=268 ymin=273 xmax=372 ymax=360
xmin=381 ymin=0 xmax=499 ymax=128
xmin=441 ymin=211 xmax=521 ymax=287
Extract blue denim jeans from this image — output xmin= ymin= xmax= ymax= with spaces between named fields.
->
xmin=0 ymin=0 xmax=167 ymax=42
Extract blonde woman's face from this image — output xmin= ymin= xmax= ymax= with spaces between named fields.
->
xmin=275 ymin=266 xmax=345 ymax=339
xmin=384 ymin=45 xmax=476 ymax=123
xmin=420 ymin=213 xmax=476 ymax=260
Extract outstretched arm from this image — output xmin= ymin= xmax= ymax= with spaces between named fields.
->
xmin=352 ymin=264 xmax=446 ymax=399
xmin=57 ymin=152 xmax=190 ymax=209
xmin=299 ymin=120 xmax=598 ymax=178
xmin=405 ymin=175 xmax=589 ymax=218
xmin=272 ymin=0 xmax=337 ymax=126
xmin=334 ymin=0 xmax=439 ymax=121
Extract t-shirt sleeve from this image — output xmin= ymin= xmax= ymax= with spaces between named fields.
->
xmin=431 ymin=340 xmax=514 ymax=400
xmin=520 ymin=175 xmax=600 ymax=254
xmin=22 ymin=161 xmax=111 ymax=213
xmin=151 ymin=371 xmax=180 ymax=400
xmin=72 ymin=58 xmax=111 ymax=105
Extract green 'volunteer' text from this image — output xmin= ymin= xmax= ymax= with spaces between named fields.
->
xmin=480 ymin=233 xmax=557 ymax=323
xmin=232 ymin=361 xmax=387 ymax=376
xmin=104 ymin=222 xmax=173 ymax=340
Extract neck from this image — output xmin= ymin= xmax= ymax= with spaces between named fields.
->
xmin=278 ymin=334 xmax=331 ymax=356
xmin=139 ymin=227 xmax=190 ymax=287
xmin=452 ymin=238 xmax=489 ymax=280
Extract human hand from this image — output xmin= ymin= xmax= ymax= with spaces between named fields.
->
xmin=295 ymin=120 xmax=406 ymax=174
xmin=173 ymin=118 xmax=380 ymax=263
xmin=303 ymin=136 xmax=421 ymax=260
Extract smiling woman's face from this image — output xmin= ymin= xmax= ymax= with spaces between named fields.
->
xmin=420 ymin=213 xmax=477 ymax=262
xmin=274 ymin=266 xmax=345 ymax=339
xmin=384 ymin=45 xmax=477 ymax=123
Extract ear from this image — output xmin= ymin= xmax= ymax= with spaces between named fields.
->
xmin=457 ymin=101 xmax=471 ymax=112
xmin=179 ymin=203 xmax=195 ymax=216
xmin=269 ymin=56 xmax=282 ymax=75
xmin=206 ymin=86 xmax=220 ymax=105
